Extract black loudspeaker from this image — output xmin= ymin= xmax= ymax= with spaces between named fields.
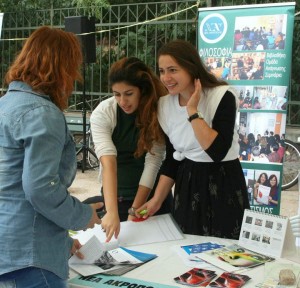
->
xmin=65 ymin=16 xmax=96 ymax=63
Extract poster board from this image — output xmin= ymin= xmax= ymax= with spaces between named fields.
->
xmin=198 ymin=2 xmax=296 ymax=215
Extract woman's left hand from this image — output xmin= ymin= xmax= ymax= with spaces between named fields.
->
xmin=71 ymin=239 xmax=84 ymax=259
xmin=187 ymin=79 xmax=202 ymax=115
xmin=127 ymin=214 xmax=136 ymax=221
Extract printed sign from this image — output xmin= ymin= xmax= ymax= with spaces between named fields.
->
xmin=198 ymin=3 xmax=296 ymax=215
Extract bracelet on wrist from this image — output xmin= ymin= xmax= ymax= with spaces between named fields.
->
xmin=128 ymin=207 xmax=137 ymax=216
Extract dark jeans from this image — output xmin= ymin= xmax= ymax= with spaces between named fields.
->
xmin=0 ymin=267 xmax=67 ymax=288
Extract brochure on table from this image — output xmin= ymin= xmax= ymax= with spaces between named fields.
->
xmin=238 ymin=209 xmax=298 ymax=261
xmin=172 ymin=242 xmax=227 ymax=269
xmin=69 ymin=235 xmax=157 ymax=276
xmin=195 ymin=243 xmax=274 ymax=273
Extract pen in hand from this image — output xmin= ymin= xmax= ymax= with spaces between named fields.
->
xmin=139 ymin=209 xmax=148 ymax=216
xmin=132 ymin=209 xmax=148 ymax=222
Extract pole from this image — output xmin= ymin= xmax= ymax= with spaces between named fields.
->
xmin=81 ymin=60 xmax=87 ymax=172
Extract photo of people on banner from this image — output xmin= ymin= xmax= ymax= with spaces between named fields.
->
xmin=237 ymin=111 xmax=286 ymax=163
xmin=233 ymin=14 xmax=287 ymax=51
xmin=204 ymin=52 xmax=266 ymax=81
xmin=236 ymin=85 xmax=287 ymax=111
xmin=243 ymin=168 xmax=281 ymax=214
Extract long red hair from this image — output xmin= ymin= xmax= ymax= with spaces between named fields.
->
xmin=5 ymin=26 xmax=83 ymax=110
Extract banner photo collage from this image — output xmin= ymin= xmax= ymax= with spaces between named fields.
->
xmin=198 ymin=2 xmax=295 ymax=215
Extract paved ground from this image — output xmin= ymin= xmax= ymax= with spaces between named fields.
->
xmin=69 ymin=167 xmax=300 ymax=218
xmin=69 ymin=168 xmax=100 ymax=202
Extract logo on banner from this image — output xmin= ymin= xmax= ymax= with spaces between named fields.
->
xmin=199 ymin=13 xmax=227 ymax=44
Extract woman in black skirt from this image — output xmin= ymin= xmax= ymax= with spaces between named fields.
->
xmin=136 ymin=40 xmax=250 ymax=240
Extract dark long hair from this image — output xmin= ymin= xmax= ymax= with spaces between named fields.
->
xmin=268 ymin=174 xmax=278 ymax=198
xmin=258 ymin=172 xmax=268 ymax=184
xmin=5 ymin=26 xmax=83 ymax=110
xmin=109 ymin=57 xmax=167 ymax=157
xmin=158 ymin=39 xmax=227 ymax=89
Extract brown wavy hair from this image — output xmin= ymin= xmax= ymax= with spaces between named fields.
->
xmin=158 ymin=39 xmax=228 ymax=88
xmin=109 ymin=57 xmax=167 ymax=157
xmin=5 ymin=26 xmax=83 ymax=110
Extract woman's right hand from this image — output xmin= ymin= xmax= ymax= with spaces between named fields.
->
xmin=136 ymin=197 xmax=162 ymax=219
xmin=101 ymin=212 xmax=120 ymax=242
xmin=186 ymin=78 xmax=202 ymax=115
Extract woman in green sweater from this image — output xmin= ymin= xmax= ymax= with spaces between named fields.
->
xmin=89 ymin=57 xmax=172 ymax=242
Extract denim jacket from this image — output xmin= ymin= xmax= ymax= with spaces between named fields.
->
xmin=0 ymin=81 xmax=92 ymax=279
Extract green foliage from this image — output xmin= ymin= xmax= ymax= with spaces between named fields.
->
xmin=0 ymin=0 xmax=74 ymax=12
xmin=1 ymin=0 xmax=299 ymax=123
xmin=71 ymin=0 xmax=110 ymax=19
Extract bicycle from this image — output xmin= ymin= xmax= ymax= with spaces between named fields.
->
xmin=282 ymin=139 xmax=300 ymax=190
xmin=73 ymin=129 xmax=99 ymax=171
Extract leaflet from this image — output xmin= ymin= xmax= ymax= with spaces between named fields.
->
xmin=69 ymin=235 xmax=157 ymax=276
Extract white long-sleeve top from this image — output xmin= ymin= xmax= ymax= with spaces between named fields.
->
xmin=90 ymin=96 xmax=165 ymax=189
xmin=158 ymin=86 xmax=240 ymax=162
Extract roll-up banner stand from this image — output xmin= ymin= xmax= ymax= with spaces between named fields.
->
xmin=198 ymin=3 xmax=296 ymax=215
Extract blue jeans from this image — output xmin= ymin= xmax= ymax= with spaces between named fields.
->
xmin=0 ymin=267 xmax=67 ymax=288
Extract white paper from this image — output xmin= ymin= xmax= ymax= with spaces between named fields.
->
xmin=69 ymin=235 xmax=106 ymax=265
xmin=118 ymin=214 xmax=184 ymax=246
xmin=71 ymin=225 xmax=119 ymax=249
xmin=72 ymin=214 xmax=184 ymax=247
xmin=257 ymin=184 xmax=271 ymax=205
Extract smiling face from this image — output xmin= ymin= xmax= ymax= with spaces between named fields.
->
xmin=112 ymin=82 xmax=141 ymax=114
xmin=269 ymin=176 xmax=277 ymax=187
xmin=158 ymin=55 xmax=194 ymax=97
xmin=259 ymin=173 xmax=267 ymax=184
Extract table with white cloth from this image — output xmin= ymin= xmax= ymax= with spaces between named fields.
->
xmin=68 ymin=233 xmax=300 ymax=287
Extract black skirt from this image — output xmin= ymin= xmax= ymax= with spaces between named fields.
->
xmin=172 ymin=158 xmax=249 ymax=239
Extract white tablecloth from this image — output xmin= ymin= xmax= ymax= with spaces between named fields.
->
xmin=68 ymin=234 xmax=300 ymax=287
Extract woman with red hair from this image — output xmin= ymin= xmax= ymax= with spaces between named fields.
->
xmin=0 ymin=26 xmax=101 ymax=287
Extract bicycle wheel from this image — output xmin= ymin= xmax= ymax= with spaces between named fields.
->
xmin=282 ymin=139 xmax=300 ymax=190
